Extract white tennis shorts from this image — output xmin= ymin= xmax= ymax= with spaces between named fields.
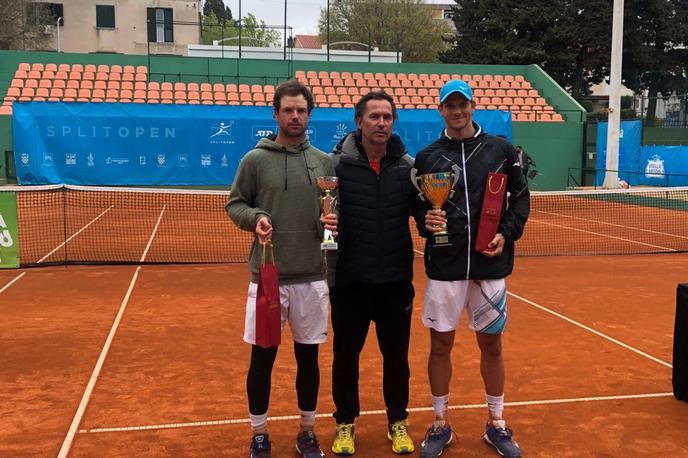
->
xmin=243 ymin=279 xmax=330 ymax=345
xmin=423 ymin=278 xmax=508 ymax=334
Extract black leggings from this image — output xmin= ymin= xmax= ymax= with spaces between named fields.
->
xmin=246 ymin=342 xmax=320 ymax=415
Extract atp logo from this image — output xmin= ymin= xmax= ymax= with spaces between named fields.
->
xmin=210 ymin=121 xmax=235 ymax=145
xmin=645 ymin=155 xmax=665 ymax=178
xmin=253 ymin=126 xmax=276 ymax=139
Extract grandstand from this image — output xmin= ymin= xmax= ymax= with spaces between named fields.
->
xmin=2 ymin=62 xmax=563 ymax=122
xmin=0 ymin=50 xmax=586 ymax=190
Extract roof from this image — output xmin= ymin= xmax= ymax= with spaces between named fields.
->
xmin=294 ymin=35 xmax=322 ymax=49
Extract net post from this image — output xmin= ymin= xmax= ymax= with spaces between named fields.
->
xmin=675 ymin=283 xmax=688 ymax=402
xmin=62 ymin=186 xmax=68 ymax=265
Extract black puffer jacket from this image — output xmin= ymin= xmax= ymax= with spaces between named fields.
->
xmin=327 ymin=131 xmax=416 ymax=286
xmin=413 ymin=124 xmax=530 ymax=281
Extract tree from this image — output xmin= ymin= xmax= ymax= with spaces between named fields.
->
xmin=203 ymin=0 xmax=232 ymax=23
xmin=441 ymin=0 xmax=688 ymax=109
xmin=201 ymin=12 xmax=281 ymax=47
xmin=317 ymin=0 xmax=453 ymax=63
xmin=441 ymin=0 xmax=613 ymax=101
xmin=0 ymin=0 xmax=57 ymax=50
xmin=621 ymin=0 xmax=688 ymax=124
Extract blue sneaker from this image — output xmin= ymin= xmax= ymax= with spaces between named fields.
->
xmin=249 ymin=433 xmax=271 ymax=458
xmin=483 ymin=420 xmax=521 ymax=457
xmin=420 ymin=422 xmax=453 ymax=458
xmin=296 ymin=430 xmax=325 ymax=457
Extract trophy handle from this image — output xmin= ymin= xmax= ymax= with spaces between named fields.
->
xmin=410 ymin=168 xmax=425 ymax=201
xmin=449 ymin=164 xmax=461 ymax=199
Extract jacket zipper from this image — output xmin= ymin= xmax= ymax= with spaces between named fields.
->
xmin=461 ymin=142 xmax=471 ymax=279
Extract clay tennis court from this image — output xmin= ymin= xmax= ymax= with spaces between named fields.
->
xmin=1 ymin=186 xmax=687 ymax=456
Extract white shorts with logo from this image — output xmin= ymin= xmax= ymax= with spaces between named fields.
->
xmin=243 ymin=279 xmax=330 ymax=345
xmin=423 ymin=278 xmax=508 ymax=334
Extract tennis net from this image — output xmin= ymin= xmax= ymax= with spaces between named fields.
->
xmin=1 ymin=184 xmax=687 ymax=267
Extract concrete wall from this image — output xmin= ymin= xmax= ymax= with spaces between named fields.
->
xmin=40 ymin=0 xmax=201 ymax=55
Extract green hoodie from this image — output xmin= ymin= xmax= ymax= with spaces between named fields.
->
xmin=226 ymin=136 xmax=334 ymax=284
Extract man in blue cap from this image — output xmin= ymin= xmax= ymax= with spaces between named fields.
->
xmin=412 ymin=79 xmax=529 ymax=458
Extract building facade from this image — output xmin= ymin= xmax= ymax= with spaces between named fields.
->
xmin=34 ymin=0 xmax=201 ymax=55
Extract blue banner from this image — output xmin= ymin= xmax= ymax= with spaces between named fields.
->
xmin=638 ymin=145 xmax=688 ymax=187
xmin=595 ymin=120 xmax=642 ymax=185
xmin=13 ymin=102 xmax=512 ymax=185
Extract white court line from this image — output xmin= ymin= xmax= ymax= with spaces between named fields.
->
xmin=508 ymin=291 xmax=673 ymax=368
xmin=58 ymin=206 xmax=166 ymax=458
xmin=77 ymin=391 xmax=673 ymax=434
xmin=37 ymin=206 xmax=114 ymax=263
xmin=533 ymin=209 xmax=688 ymax=241
xmin=529 ymin=217 xmax=675 ymax=252
xmin=0 ymin=272 xmax=26 ymax=294
xmin=0 ymin=207 xmax=114 ymax=295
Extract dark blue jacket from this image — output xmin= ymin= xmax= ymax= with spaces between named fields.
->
xmin=413 ymin=125 xmax=530 ymax=281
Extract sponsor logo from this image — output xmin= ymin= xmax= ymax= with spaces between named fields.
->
xmin=157 ymin=154 xmax=166 ymax=167
xmin=209 ymin=121 xmax=235 ymax=145
xmin=252 ymin=126 xmax=276 ymax=139
xmin=331 ymin=123 xmax=348 ymax=142
xmin=105 ymin=157 xmax=130 ymax=165
xmin=65 ymin=153 xmax=76 ymax=166
xmin=221 ymin=154 xmax=229 ymax=168
xmin=87 ymin=153 xmax=95 ymax=167
xmin=645 ymin=155 xmax=665 ymax=178
xmin=201 ymin=154 xmax=212 ymax=166
xmin=43 ymin=152 xmax=54 ymax=166
xmin=20 ymin=153 xmax=29 ymax=166
xmin=139 ymin=155 xmax=146 ymax=166
xmin=178 ymin=153 xmax=189 ymax=167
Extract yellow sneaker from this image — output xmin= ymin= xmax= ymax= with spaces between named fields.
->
xmin=387 ymin=419 xmax=415 ymax=454
xmin=332 ymin=423 xmax=355 ymax=455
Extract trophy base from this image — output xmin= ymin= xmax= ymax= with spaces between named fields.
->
xmin=431 ymin=234 xmax=452 ymax=248
xmin=321 ymin=241 xmax=338 ymax=251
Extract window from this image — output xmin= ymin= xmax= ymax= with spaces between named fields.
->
xmin=26 ymin=2 xmax=64 ymax=26
xmin=147 ymin=8 xmax=173 ymax=43
xmin=96 ymin=5 xmax=115 ymax=28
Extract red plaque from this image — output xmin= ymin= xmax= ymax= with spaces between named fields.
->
xmin=475 ymin=173 xmax=507 ymax=252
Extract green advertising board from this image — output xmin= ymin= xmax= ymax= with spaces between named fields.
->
xmin=0 ymin=192 xmax=19 ymax=268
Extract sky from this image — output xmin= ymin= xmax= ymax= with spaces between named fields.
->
xmin=222 ymin=0 xmax=329 ymax=36
xmin=221 ymin=0 xmax=452 ymax=36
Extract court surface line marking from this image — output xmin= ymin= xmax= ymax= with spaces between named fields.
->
xmin=0 ymin=272 xmax=26 ymax=294
xmin=58 ymin=206 xmax=166 ymax=458
xmin=77 ymin=392 xmax=673 ymax=434
xmin=529 ymin=218 xmax=675 ymax=252
xmin=533 ymin=209 xmax=688 ymax=240
xmin=37 ymin=206 xmax=114 ymax=263
xmin=508 ymin=291 xmax=673 ymax=368
xmin=0 ymin=207 xmax=114 ymax=294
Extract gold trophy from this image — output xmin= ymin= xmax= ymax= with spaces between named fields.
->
xmin=317 ymin=176 xmax=339 ymax=251
xmin=411 ymin=166 xmax=459 ymax=246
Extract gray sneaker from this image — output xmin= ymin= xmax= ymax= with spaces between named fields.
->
xmin=420 ymin=422 xmax=453 ymax=458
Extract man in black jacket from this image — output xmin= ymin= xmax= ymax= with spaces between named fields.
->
xmin=327 ymin=91 xmax=417 ymax=455
xmin=414 ymin=80 xmax=529 ymax=458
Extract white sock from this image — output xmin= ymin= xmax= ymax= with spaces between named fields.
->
xmin=486 ymin=393 xmax=504 ymax=420
xmin=300 ymin=410 xmax=316 ymax=431
xmin=249 ymin=412 xmax=268 ymax=435
xmin=431 ymin=394 xmax=449 ymax=421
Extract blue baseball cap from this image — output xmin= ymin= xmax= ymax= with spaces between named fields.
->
xmin=439 ymin=79 xmax=473 ymax=103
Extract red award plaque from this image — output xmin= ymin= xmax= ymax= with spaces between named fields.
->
xmin=475 ymin=172 xmax=507 ymax=253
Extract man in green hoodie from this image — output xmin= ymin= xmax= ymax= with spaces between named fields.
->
xmin=226 ymin=80 xmax=336 ymax=458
